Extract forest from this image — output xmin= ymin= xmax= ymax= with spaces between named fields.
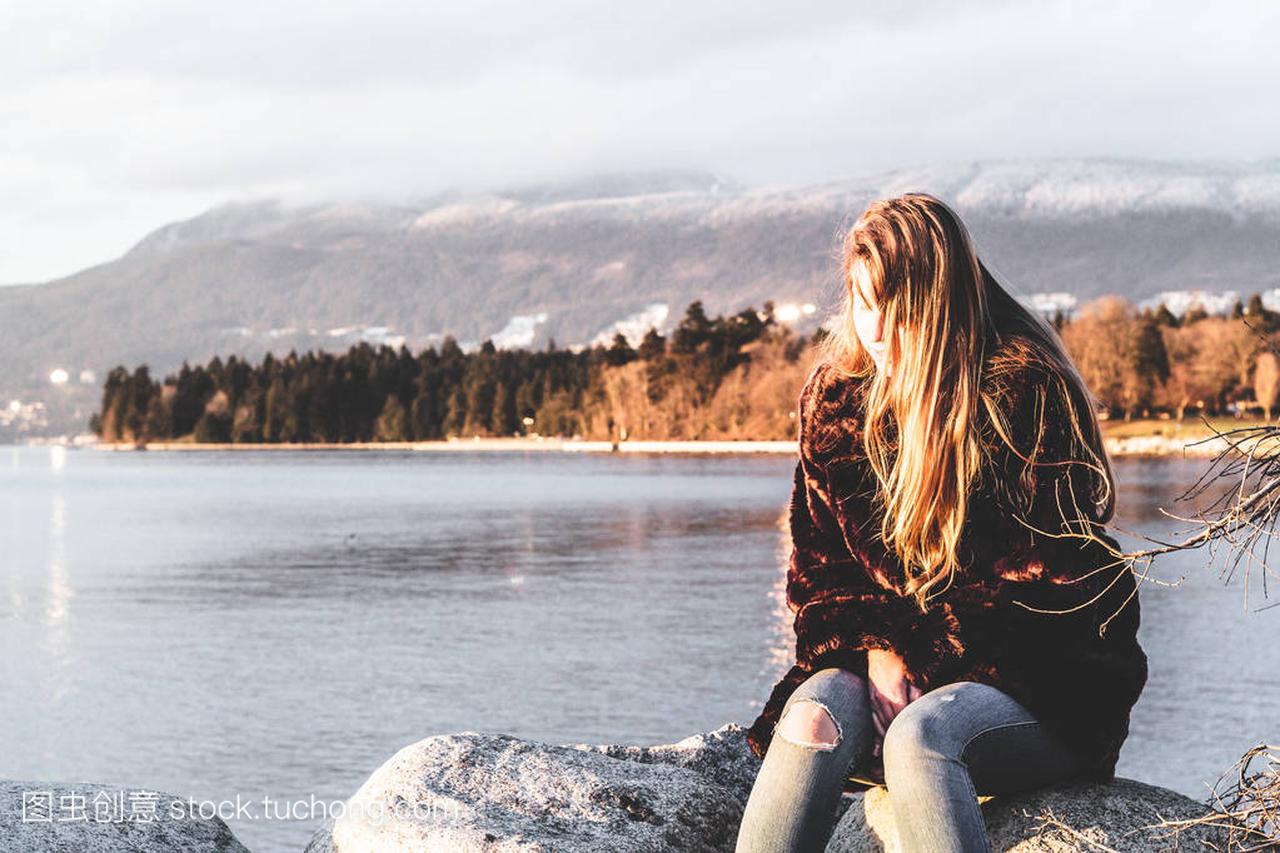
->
xmin=90 ymin=293 xmax=1280 ymax=445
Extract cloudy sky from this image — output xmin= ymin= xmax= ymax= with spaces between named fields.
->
xmin=1 ymin=0 xmax=1276 ymax=284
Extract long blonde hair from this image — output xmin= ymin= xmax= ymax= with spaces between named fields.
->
xmin=816 ymin=193 xmax=1114 ymax=610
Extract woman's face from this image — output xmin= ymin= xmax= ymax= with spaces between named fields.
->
xmin=850 ymin=261 xmax=888 ymax=373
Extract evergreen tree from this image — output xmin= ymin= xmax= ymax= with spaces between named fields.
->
xmin=230 ymin=387 xmax=263 ymax=443
xmin=410 ymin=387 xmax=442 ymax=440
xmin=722 ymin=306 xmax=768 ymax=350
xmin=1134 ymin=316 xmax=1171 ymax=388
xmin=490 ymin=381 xmax=516 ymax=435
xmin=1245 ymin=293 xmax=1279 ymax=334
xmin=761 ymin=300 xmax=777 ymax=326
xmin=671 ymin=301 xmax=713 ymax=354
xmin=267 ymin=372 xmax=296 ymax=442
xmin=513 ymin=379 xmax=539 ymax=432
xmin=605 ymin=332 xmax=637 ymax=366
xmin=637 ymin=327 xmax=666 ymax=361
xmin=97 ymin=366 xmax=130 ymax=440
xmin=440 ymin=336 xmax=465 ymax=366
xmin=443 ymin=386 xmax=467 ymax=437
xmin=193 ymin=413 xmax=230 ymax=442
xmin=172 ymin=363 xmax=212 ymax=438
xmin=1183 ymin=303 xmax=1209 ymax=325
xmin=144 ymin=390 xmax=174 ymax=439
xmin=1153 ymin=303 xmax=1179 ymax=327
xmin=375 ymin=394 xmax=409 ymax=441
xmin=124 ymin=365 xmax=156 ymax=441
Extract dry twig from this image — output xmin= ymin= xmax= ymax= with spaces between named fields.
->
xmin=1138 ymin=743 xmax=1280 ymax=851
xmin=1022 ymin=805 xmax=1122 ymax=851
xmin=1023 ymin=418 xmax=1280 ymax=629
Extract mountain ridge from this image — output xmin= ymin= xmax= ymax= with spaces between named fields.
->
xmin=111 ymin=156 xmax=1280 ymax=264
xmin=5 ymin=156 xmax=1279 ymax=436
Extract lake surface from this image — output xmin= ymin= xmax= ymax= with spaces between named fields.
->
xmin=2 ymin=446 xmax=1277 ymax=852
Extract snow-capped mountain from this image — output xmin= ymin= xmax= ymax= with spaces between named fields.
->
xmin=3 ymin=157 xmax=1279 ymax=428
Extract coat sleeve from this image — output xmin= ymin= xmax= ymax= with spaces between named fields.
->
xmin=786 ymin=457 xmax=930 ymax=676
xmin=783 ymin=363 xmax=946 ymax=678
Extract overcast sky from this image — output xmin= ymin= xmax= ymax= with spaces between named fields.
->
xmin=1 ymin=0 xmax=1276 ymax=284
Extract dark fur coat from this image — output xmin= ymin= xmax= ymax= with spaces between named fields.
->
xmin=745 ymin=345 xmax=1149 ymax=792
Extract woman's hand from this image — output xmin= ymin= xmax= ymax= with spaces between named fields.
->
xmin=867 ymin=648 xmax=923 ymax=752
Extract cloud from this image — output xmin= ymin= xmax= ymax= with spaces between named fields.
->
xmin=0 ymin=0 xmax=1276 ymax=283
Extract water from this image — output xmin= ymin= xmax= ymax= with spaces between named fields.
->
xmin=1 ymin=447 xmax=1276 ymax=851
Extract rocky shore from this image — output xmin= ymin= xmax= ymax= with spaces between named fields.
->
xmin=2 ymin=724 xmax=1244 ymax=851
xmin=300 ymin=724 xmax=1231 ymax=853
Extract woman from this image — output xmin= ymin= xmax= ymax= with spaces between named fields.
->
xmin=734 ymin=193 xmax=1148 ymax=853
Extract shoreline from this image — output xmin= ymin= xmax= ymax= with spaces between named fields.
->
xmin=83 ymin=437 xmax=801 ymax=454
xmin=50 ymin=433 xmax=1246 ymax=456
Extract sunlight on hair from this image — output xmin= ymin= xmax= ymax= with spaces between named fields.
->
xmin=814 ymin=192 xmax=1122 ymax=615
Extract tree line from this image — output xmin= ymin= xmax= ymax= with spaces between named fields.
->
xmin=1059 ymin=293 xmax=1280 ymax=420
xmin=90 ymin=300 xmax=811 ymax=444
xmin=91 ymin=292 xmax=1280 ymax=445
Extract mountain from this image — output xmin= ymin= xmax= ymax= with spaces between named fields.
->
xmin=3 ymin=157 xmax=1279 ymax=437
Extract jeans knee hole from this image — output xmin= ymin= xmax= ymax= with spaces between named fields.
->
xmin=776 ymin=698 xmax=842 ymax=750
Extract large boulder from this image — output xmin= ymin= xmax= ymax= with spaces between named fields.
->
xmin=0 ymin=780 xmax=250 ymax=852
xmin=304 ymin=725 xmax=757 ymax=853
xmin=307 ymin=723 xmax=1237 ymax=852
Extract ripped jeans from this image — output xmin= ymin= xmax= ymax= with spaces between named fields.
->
xmin=734 ymin=668 xmax=1082 ymax=853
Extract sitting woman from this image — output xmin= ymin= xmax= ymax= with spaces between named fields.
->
xmin=735 ymin=193 xmax=1149 ymax=853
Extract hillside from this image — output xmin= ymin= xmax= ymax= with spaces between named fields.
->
xmin=4 ymin=156 xmax=1279 ymax=437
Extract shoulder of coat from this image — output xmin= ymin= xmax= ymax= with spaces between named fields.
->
xmin=801 ymin=359 xmax=869 ymax=404
xmin=798 ymin=360 xmax=871 ymax=464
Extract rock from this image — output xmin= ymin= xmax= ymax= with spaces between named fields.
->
xmin=828 ymin=777 xmax=1229 ymax=851
xmin=305 ymin=724 xmax=760 ymax=853
xmin=0 ymin=779 xmax=251 ymax=852
xmin=308 ymin=723 xmax=1236 ymax=852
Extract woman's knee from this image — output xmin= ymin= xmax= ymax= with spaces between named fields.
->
xmin=776 ymin=699 xmax=841 ymax=749
xmin=775 ymin=668 xmax=867 ymax=751
xmin=882 ymin=681 xmax=989 ymax=768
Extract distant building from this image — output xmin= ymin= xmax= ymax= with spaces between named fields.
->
xmin=1 ymin=399 xmax=49 ymax=430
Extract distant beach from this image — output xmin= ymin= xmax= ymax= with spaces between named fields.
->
xmin=87 ymin=436 xmax=799 ymax=454
xmin=78 ymin=425 xmax=1258 ymax=457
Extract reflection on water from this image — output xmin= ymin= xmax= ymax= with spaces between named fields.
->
xmin=0 ymin=447 xmax=792 ymax=852
xmin=0 ymin=447 xmax=1276 ymax=852
xmin=42 ymin=491 xmax=73 ymax=704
